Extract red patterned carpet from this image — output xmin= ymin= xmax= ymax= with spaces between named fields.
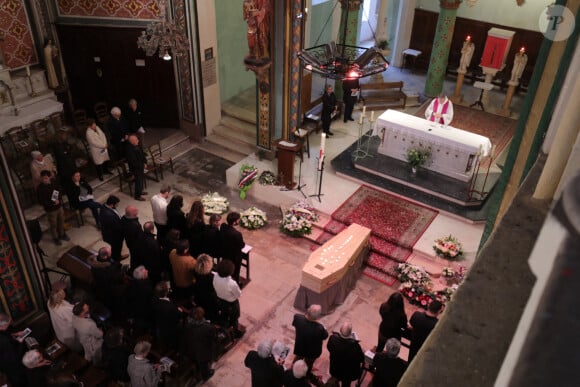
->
xmin=313 ymin=185 xmax=438 ymax=286
xmin=416 ymin=102 xmax=516 ymax=168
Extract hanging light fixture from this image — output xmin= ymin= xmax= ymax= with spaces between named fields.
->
xmin=298 ymin=1 xmax=389 ymax=80
xmin=137 ymin=0 xmax=190 ymax=60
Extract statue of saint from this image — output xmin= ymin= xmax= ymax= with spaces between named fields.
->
xmin=458 ymin=40 xmax=475 ymax=73
xmin=44 ymin=39 xmax=59 ymax=89
xmin=243 ymin=0 xmax=270 ymax=59
xmin=510 ymin=50 xmax=528 ymax=84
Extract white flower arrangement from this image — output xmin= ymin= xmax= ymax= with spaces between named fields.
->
xmin=201 ymin=192 xmax=229 ymax=214
xmin=240 ymin=207 xmax=268 ymax=230
xmin=433 ymin=234 xmax=464 ymax=260
xmin=395 ymin=262 xmax=432 ymax=288
xmin=279 ymin=201 xmax=319 ymax=237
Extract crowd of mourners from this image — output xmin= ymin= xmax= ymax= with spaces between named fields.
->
xmin=4 ymin=99 xmax=445 ymax=386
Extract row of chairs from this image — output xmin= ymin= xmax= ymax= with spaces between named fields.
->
xmin=1 ymin=111 xmax=65 ymax=158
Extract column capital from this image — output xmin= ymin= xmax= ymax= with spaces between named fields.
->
xmin=339 ymin=0 xmax=363 ymax=12
xmin=440 ymin=0 xmax=462 ymax=10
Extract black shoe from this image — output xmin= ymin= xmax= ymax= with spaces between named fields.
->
xmin=53 ymin=238 xmax=62 ymax=246
xmin=348 ymin=117 xmax=355 ymax=121
xmin=135 ymin=196 xmax=146 ymax=201
xmin=327 ymin=131 xmax=334 ymax=136
xmin=141 ymin=191 xmax=148 ymax=195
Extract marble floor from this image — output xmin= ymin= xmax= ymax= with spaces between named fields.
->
xmin=33 ymin=66 xmax=524 ymax=386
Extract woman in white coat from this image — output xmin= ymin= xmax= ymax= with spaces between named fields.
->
xmin=47 ymin=287 xmax=80 ymax=350
xmin=86 ymin=118 xmax=111 ymax=180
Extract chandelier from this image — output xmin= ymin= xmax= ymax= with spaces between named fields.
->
xmin=137 ymin=0 xmax=189 ymax=60
xmin=298 ymin=2 xmax=389 ymax=80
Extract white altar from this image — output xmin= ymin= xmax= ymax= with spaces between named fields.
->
xmin=372 ymin=109 xmax=492 ymax=182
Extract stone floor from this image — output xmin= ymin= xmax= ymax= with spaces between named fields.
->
xmin=33 ymin=65 xmax=525 ymax=386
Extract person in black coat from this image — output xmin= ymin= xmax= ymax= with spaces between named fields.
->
xmin=0 ymin=313 xmax=27 ymax=387
xmin=244 ymin=339 xmax=284 ymax=387
xmin=125 ymin=134 xmax=147 ymax=201
xmin=180 ymin=307 xmax=216 ymax=382
xmin=134 ymin=221 xmax=163 ymax=283
xmin=151 ymin=281 xmax=182 ymax=349
xmin=64 ymin=171 xmax=102 ymax=228
xmin=126 ymin=98 xmax=145 ymax=135
xmin=321 ymin=84 xmax=337 ymax=136
xmin=99 ymin=195 xmax=124 ymax=262
xmin=220 ymin=212 xmax=245 ymax=284
xmin=282 ymin=360 xmax=310 ymax=387
xmin=185 ymin=200 xmax=206 ymax=258
xmin=408 ymin=300 xmax=443 ymax=363
xmin=377 ymin=292 xmax=408 ymax=353
xmin=193 ymin=254 xmax=219 ymax=323
xmin=326 ymin=322 xmax=364 ymax=386
xmin=89 ymin=246 xmax=125 ymax=313
xmin=121 ymin=205 xmax=144 ymax=271
xmin=342 ymin=77 xmax=359 ymax=123
xmin=372 ymin=338 xmax=408 ymax=387
xmin=202 ymin=214 xmax=223 ymax=259
xmin=166 ymin=195 xmax=187 ymax=235
xmin=52 ymin=131 xmax=77 ymax=185
xmin=292 ymin=305 xmax=328 ymax=380
xmin=124 ymin=266 xmax=154 ymax=329
xmin=101 ymin=327 xmax=131 ymax=384
xmin=107 ymin=107 xmax=129 ymax=160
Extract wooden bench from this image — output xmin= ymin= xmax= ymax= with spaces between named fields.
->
xmin=302 ymin=100 xmax=342 ymax=133
xmin=360 ymin=81 xmax=407 ymax=110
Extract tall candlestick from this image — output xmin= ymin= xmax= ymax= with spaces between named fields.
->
xmin=362 ymin=105 xmax=366 ymax=116
xmin=25 ymin=66 xmax=31 ymax=77
xmin=370 ymin=111 xmax=374 ymax=121
xmin=359 ymin=115 xmax=363 ymax=124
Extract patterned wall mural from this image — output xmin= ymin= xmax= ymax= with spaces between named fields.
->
xmin=56 ymin=0 xmax=161 ymax=20
xmin=0 ymin=0 xmax=38 ymax=68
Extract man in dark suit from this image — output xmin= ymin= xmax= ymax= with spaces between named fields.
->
xmin=151 ymin=281 xmax=182 ymax=349
xmin=124 ymin=265 xmax=154 ymax=329
xmin=292 ymin=304 xmax=328 ymax=385
xmin=321 ymin=84 xmax=337 ymax=136
xmin=408 ymin=300 xmax=443 ymax=363
xmin=372 ymin=338 xmax=408 ymax=387
xmin=108 ymin=106 xmax=129 ymax=160
xmin=99 ymin=195 xmax=124 ymax=262
xmin=126 ymin=98 xmax=145 ymax=135
xmin=181 ymin=307 xmax=216 ymax=382
xmin=220 ymin=212 xmax=245 ymax=284
xmin=88 ymin=246 xmax=125 ymax=313
xmin=121 ymin=205 xmax=144 ymax=271
xmin=326 ymin=322 xmax=364 ymax=386
xmin=342 ymin=77 xmax=359 ymax=122
xmin=244 ymin=339 xmax=284 ymax=387
xmin=125 ymin=134 xmax=147 ymax=201
xmin=135 ymin=221 xmax=163 ymax=284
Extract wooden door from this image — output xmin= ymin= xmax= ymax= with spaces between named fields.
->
xmin=56 ymin=25 xmax=179 ymax=128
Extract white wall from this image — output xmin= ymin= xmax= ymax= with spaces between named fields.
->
xmin=415 ymin=0 xmax=547 ymax=31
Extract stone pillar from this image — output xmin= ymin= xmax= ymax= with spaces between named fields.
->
xmin=424 ymin=0 xmax=461 ymax=97
xmin=336 ymin=0 xmax=363 ymax=102
xmin=375 ymin=0 xmax=389 ymax=43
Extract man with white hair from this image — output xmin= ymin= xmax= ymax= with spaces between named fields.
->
xmin=108 ymin=106 xmax=129 ymax=159
xmin=0 ymin=313 xmax=26 ymax=386
xmin=372 ymin=338 xmax=408 ymax=387
xmin=326 ymin=321 xmax=364 ymax=386
xmin=22 ymin=349 xmax=52 ymax=386
xmin=292 ymin=304 xmax=328 ymax=385
xmin=244 ymin=339 xmax=284 ymax=387
xmin=127 ymin=340 xmax=162 ymax=387
xmin=282 ymin=359 xmax=310 ymax=386
xmin=30 ymin=150 xmax=57 ymax=188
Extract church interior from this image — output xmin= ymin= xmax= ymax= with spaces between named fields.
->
xmin=0 ymin=0 xmax=579 ymax=386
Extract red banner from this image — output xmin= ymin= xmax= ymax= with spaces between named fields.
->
xmin=481 ymin=36 xmax=509 ymax=70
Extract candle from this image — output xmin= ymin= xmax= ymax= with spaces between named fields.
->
xmin=26 ymin=66 xmax=31 ymax=77
xmin=466 ymin=35 xmax=471 ymax=42
xmin=359 ymin=115 xmax=363 ymax=124
xmin=362 ymin=105 xmax=366 ymax=116
xmin=370 ymin=111 xmax=374 ymax=121
xmin=320 ymin=132 xmax=326 ymax=154
xmin=519 ymin=46 xmax=526 ymax=53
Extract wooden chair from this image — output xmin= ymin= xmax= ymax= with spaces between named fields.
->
xmin=10 ymin=164 xmax=36 ymax=207
xmin=114 ymin=162 xmax=134 ymax=197
xmin=143 ymin=148 xmax=161 ymax=185
xmin=147 ymin=142 xmax=174 ymax=180
xmin=31 ymin=119 xmax=54 ymax=153
xmin=93 ymin=102 xmax=109 ymax=127
xmin=6 ymin=126 xmax=34 ymax=156
xmin=72 ymin=109 xmax=89 ymax=138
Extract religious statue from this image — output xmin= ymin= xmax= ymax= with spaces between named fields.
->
xmin=44 ymin=39 xmax=60 ymax=89
xmin=458 ymin=40 xmax=475 ymax=73
xmin=243 ymin=0 xmax=270 ymax=62
xmin=510 ymin=49 xmax=528 ymax=84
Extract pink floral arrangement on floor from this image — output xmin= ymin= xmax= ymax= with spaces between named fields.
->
xmin=395 ymin=262 xmax=459 ymax=309
xmin=433 ymin=234 xmax=464 ymax=260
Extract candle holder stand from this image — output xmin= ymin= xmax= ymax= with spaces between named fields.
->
xmin=352 ymin=116 xmax=375 ymax=161
xmin=309 ymin=157 xmax=325 ymax=203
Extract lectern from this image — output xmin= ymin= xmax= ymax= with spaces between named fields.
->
xmin=275 ymin=139 xmax=301 ymax=189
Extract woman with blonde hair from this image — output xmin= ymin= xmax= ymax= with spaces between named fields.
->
xmin=47 ymin=287 xmax=78 ymax=350
xmin=193 ymin=254 xmax=218 ymax=322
